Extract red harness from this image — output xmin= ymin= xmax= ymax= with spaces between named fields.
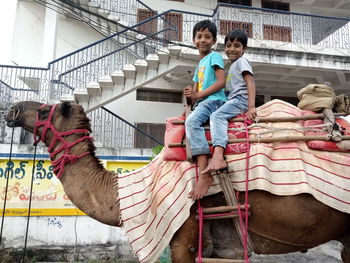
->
xmin=34 ymin=104 xmax=93 ymax=179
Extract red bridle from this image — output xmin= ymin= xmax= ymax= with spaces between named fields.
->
xmin=34 ymin=104 xmax=93 ymax=179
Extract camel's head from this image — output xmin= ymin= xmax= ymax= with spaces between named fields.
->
xmin=5 ymin=101 xmax=91 ymax=136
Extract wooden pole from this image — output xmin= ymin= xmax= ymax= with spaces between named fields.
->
xmin=202 ymin=205 xmax=248 ymax=214
xmin=169 ymin=135 xmax=350 ymax=147
xmin=185 ymin=98 xmax=192 ymax=161
xmin=197 ymin=258 xmax=245 ymax=263
xmin=172 ymin=112 xmax=349 ymax=125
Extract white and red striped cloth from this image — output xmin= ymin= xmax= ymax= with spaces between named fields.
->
xmin=116 ymin=100 xmax=350 ymax=263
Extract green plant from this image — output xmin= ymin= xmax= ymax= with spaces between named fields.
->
xmin=150 ymin=145 xmax=164 ymax=160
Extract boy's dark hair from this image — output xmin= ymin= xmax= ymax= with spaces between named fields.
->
xmin=224 ymin=30 xmax=248 ymax=47
xmin=192 ymin=20 xmax=217 ymax=40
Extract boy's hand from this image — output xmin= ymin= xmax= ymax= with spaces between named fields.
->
xmin=184 ymin=85 xmax=198 ymax=100
xmin=247 ymin=107 xmax=257 ymax=120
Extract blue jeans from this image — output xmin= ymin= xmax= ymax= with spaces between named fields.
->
xmin=185 ymin=99 xmax=225 ymax=156
xmin=210 ymin=95 xmax=248 ymax=148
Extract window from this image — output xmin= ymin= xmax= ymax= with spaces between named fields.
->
xmin=164 ymin=12 xmax=183 ymax=42
xmin=135 ymin=123 xmax=165 ymax=148
xmin=137 ymin=9 xmax=158 ymax=35
xmin=137 ymin=89 xmax=183 ymax=103
xmin=219 ymin=20 xmax=253 ymax=37
xmin=218 ymin=0 xmax=252 ymax=6
xmin=271 ymin=96 xmax=299 ymax=106
xmin=263 ymin=25 xmax=292 ymax=42
xmin=261 ymin=0 xmax=289 ymax=11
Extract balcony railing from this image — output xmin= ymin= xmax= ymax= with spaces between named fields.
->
xmin=1 ymin=3 xmax=349 ymax=105
xmin=214 ymin=3 xmax=350 ymax=49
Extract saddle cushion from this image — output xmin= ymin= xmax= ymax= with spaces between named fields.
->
xmin=303 ymin=117 xmax=350 ymax=151
xmin=163 ymin=116 xmax=247 ymax=161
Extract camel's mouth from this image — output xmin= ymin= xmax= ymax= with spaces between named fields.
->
xmin=5 ymin=107 xmax=21 ymax=127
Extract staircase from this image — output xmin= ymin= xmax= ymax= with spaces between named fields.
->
xmin=61 ymin=45 xmax=200 ymax=112
xmin=0 ymin=3 xmax=212 ymax=112
xmin=58 ymin=0 xmax=150 ymax=38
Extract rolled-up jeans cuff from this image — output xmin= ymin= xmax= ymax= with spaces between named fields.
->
xmin=212 ymin=142 xmax=226 ymax=148
xmin=191 ymin=148 xmax=211 ymax=156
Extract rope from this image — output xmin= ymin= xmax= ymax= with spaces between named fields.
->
xmin=196 ymin=164 xmax=203 ymax=263
xmin=22 ymin=144 xmax=38 ymax=263
xmin=34 ymin=104 xmax=93 ymax=178
xmin=243 ymin=115 xmax=252 ymax=262
xmin=235 ymin=115 xmax=252 ymax=263
xmin=0 ymin=119 xmax=15 ymax=245
xmin=227 ymin=122 xmax=331 ymax=134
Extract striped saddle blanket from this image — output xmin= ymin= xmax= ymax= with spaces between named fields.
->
xmin=116 ymin=99 xmax=350 ymax=263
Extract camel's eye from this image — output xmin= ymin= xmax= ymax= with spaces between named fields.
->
xmin=60 ymin=102 xmax=72 ymax=117
xmin=38 ymin=107 xmax=50 ymax=120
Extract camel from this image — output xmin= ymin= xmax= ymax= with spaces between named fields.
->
xmin=5 ymin=101 xmax=350 ymax=263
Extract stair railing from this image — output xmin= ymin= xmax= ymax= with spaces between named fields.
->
xmin=88 ymin=106 xmax=163 ymax=149
xmin=1 ymin=3 xmax=349 ymax=106
xmin=0 ymin=9 xmax=209 ymax=105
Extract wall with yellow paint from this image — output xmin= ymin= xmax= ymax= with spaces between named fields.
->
xmin=0 ymin=159 xmax=148 ymax=216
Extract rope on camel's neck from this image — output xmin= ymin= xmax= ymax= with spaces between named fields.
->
xmin=33 ymin=104 xmax=93 ymax=178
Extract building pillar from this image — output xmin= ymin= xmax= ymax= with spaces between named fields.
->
xmin=0 ymin=0 xmax=18 ymax=64
xmin=42 ymin=0 xmax=58 ymax=66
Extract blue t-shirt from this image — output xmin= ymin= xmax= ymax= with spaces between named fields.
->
xmin=193 ymin=52 xmax=226 ymax=102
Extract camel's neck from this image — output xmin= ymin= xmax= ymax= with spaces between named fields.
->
xmin=48 ymin=136 xmax=121 ymax=227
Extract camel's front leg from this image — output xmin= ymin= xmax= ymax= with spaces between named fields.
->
xmin=170 ymin=206 xmax=198 ymax=263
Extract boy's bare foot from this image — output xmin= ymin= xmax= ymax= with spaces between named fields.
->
xmin=188 ymin=173 xmax=213 ymax=200
xmin=202 ymin=158 xmax=227 ymax=174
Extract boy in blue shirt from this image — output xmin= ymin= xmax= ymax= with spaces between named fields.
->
xmin=203 ymin=30 xmax=257 ymax=175
xmin=184 ymin=20 xmax=226 ymax=200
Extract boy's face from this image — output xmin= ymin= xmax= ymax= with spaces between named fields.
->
xmin=225 ymin=39 xmax=246 ymax=63
xmin=193 ymin=28 xmax=216 ymax=57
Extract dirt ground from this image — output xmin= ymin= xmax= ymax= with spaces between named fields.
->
xmin=0 ymin=240 xmax=343 ymax=263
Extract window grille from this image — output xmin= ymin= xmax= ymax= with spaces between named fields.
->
xmin=219 ymin=20 xmax=253 ymax=37
xmin=263 ymin=25 xmax=292 ymax=42
xmin=164 ymin=12 xmax=183 ymax=42
xmin=218 ymin=0 xmax=252 ymax=6
xmin=136 ymin=89 xmax=183 ymax=103
xmin=135 ymin=123 xmax=165 ymax=148
xmin=137 ymin=9 xmax=158 ymax=35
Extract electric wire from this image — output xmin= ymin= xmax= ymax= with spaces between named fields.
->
xmin=21 ymin=144 xmax=38 ymax=263
xmin=0 ymin=122 xmax=15 ymax=245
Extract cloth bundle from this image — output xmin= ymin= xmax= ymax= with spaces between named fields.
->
xmin=297 ymin=84 xmax=336 ymax=112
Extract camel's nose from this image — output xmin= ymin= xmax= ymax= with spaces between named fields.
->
xmin=5 ymin=106 xmax=20 ymax=127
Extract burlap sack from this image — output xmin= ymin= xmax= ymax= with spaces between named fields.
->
xmin=334 ymin=94 xmax=350 ymax=113
xmin=297 ymin=84 xmax=336 ymax=112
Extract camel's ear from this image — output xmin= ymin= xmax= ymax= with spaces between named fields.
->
xmin=61 ymin=102 xmax=72 ymax=117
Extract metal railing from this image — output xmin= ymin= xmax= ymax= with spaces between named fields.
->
xmin=2 ymin=4 xmax=349 ymax=105
xmin=88 ymin=107 xmax=163 ymax=149
xmin=1 ymin=3 xmax=350 ymax=149
xmin=93 ymin=0 xmax=154 ymax=23
xmin=0 ymin=9 xmax=209 ymax=105
xmin=214 ymin=3 xmax=350 ymax=49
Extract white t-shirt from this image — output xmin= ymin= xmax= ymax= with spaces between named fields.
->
xmin=225 ymin=56 xmax=253 ymax=100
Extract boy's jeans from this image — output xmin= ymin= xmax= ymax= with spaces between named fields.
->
xmin=210 ymin=95 xmax=248 ymax=149
xmin=185 ymin=99 xmax=225 ymax=156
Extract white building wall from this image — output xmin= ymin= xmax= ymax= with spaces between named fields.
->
xmin=12 ymin=1 xmax=45 ymax=66
xmin=107 ymin=92 xmax=184 ymax=124
xmin=55 ymin=15 xmax=106 ymax=59
xmin=0 ymin=0 xmax=18 ymax=65
xmin=2 ymin=216 xmax=126 ymax=248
